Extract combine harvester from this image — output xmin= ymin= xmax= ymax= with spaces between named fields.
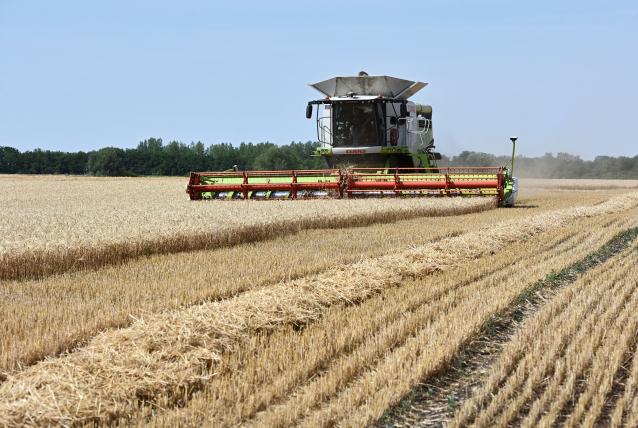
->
xmin=187 ymin=72 xmax=518 ymax=206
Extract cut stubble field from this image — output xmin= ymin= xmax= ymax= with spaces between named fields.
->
xmin=1 ymin=175 xmax=637 ymax=427
xmin=452 ymin=239 xmax=638 ymax=428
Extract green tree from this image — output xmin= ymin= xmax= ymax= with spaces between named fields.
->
xmin=253 ymin=146 xmax=299 ymax=170
xmin=0 ymin=146 xmax=21 ymax=172
xmin=87 ymin=147 xmax=129 ymax=176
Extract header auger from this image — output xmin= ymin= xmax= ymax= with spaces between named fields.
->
xmin=187 ymin=72 xmax=519 ymax=206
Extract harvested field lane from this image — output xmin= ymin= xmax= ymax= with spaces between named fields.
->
xmin=234 ymin=217 xmax=636 ymax=428
xmin=0 ymin=192 xmax=636 ymax=427
xmin=377 ymin=225 xmax=638 ymax=427
xmin=452 ymin=241 xmax=638 ymax=428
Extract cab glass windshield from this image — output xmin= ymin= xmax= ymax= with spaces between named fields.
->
xmin=332 ymin=103 xmax=384 ymax=147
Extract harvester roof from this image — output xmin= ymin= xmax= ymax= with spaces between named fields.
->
xmin=310 ymin=74 xmax=427 ymax=100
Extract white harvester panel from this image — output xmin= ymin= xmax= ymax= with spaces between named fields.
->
xmin=310 ymin=75 xmax=427 ymax=99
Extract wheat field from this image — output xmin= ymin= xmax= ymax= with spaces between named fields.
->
xmin=521 ymin=178 xmax=638 ymax=191
xmin=1 ymin=175 xmax=638 ymax=427
xmin=0 ymin=174 xmax=491 ymax=281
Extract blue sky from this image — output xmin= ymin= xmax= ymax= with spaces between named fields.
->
xmin=1 ymin=1 xmax=636 ymax=158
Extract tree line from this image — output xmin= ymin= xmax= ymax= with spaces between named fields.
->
xmin=0 ymin=138 xmax=636 ymax=178
xmin=439 ymin=151 xmax=638 ymax=179
xmin=0 ymin=139 xmax=324 ymax=176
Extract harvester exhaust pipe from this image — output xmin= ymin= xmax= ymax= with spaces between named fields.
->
xmin=509 ymin=136 xmax=518 ymax=176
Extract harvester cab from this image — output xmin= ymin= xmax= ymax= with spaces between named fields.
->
xmin=306 ymin=71 xmax=440 ymax=170
xmin=186 ymin=72 xmax=518 ymax=206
